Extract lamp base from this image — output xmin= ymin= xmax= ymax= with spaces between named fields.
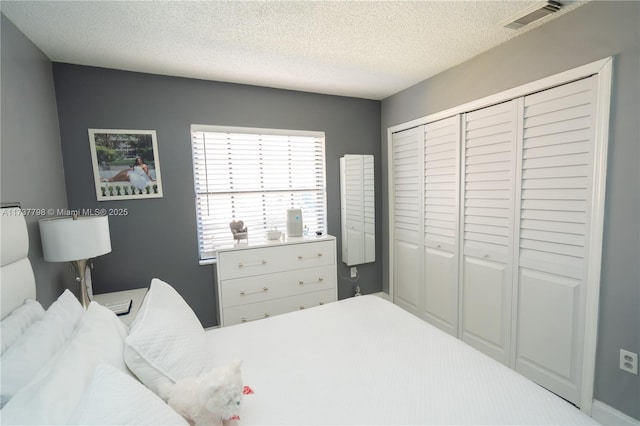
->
xmin=70 ymin=259 xmax=91 ymax=308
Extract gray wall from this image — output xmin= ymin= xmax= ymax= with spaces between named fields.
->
xmin=381 ymin=1 xmax=639 ymax=419
xmin=52 ymin=64 xmax=382 ymax=327
xmin=0 ymin=14 xmax=70 ymax=308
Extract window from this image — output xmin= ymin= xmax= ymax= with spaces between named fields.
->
xmin=191 ymin=125 xmax=327 ymax=261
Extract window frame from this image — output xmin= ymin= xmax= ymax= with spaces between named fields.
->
xmin=190 ymin=124 xmax=327 ymax=264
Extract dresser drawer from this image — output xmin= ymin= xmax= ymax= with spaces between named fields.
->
xmin=218 ymin=240 xmax=335 ymax=280
xmin=220 ymin=265 xmax=336 ymax=308
xmin=222 ymin=289 xmax=336 ymax=326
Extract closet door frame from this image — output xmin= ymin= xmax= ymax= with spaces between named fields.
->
xmin=387 ymin=56 xmax=612 ymax=414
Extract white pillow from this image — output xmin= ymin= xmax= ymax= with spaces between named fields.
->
xmin=125 ymin=278 xmax=212 ymax=395
xmin=67 ymin=363 xmax=189 ymax=425
xmin=0 ymin=299 xmax=44 ymax=355
xmin=0 ymin=289 xmax=83 ymax=407
xmin=1 ymin=302 xmax=129 ymax=425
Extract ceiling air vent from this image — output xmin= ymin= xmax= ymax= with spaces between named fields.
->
xmin=500 ymin=0 xmax=563 ymax=30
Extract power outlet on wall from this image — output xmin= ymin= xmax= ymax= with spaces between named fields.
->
xmin=350 ymin=266 xmax=357 ymax=278
xmin=619 ymin=349 xmax=638 ymax=375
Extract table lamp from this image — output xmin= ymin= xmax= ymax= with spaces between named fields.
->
xmin=39 ymin=214 xmax=111 ymax=308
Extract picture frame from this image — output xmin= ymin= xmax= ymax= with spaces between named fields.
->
xmin=88 ymin=129 xmax=163 ymax=201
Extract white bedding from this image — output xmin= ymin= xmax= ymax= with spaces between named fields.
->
xmin=0 ymin=202 xmax=595 ymax=426
xmin=206 ymin=295 xmax=597 ymax=425
xmin=0 ymin=206 xmax=598 ymax=425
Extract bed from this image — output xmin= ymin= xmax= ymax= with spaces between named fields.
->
xmin=0 ymin=206 xmax=598 ymax=425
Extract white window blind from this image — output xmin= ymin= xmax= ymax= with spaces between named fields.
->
xmin=191 ymin=126 xmax=327 ymax=260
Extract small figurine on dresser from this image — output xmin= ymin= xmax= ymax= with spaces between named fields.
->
xmin=229 ymin=220 xmax=248 ymax=243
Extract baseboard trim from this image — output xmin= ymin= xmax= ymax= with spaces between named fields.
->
xmin=591 ymin=400 xmax=639 ymax=426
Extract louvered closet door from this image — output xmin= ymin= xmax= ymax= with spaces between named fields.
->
xmin=514 ymin=76 xmax=597 ymax=405
xmin=423 ymin=116 xmax=460 ymax=336
xmin=392 ymin=126 xmax=423 ymax=317
xmin=461 ymin=100 xmax=518 ymax=365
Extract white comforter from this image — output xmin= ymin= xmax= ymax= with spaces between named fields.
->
xmin=206 ymin=295 xmax=597 ymax=425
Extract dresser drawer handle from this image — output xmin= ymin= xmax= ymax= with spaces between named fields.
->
xmin=241 ymin=313 xmax=270 ymax=323
xmin=300 ymin=301 xmax=325 ymax=309
xmin=298 ymin=253 xmax=323 ymax=260
xmin=238 ymin=260 xmax=267 ymax=268
xmin=298 ymin=278 xmax=324 ymax=286
xmin=240 ymin=287 xmax=268 ymax=296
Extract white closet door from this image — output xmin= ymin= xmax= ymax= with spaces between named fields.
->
xmin=391 ymin=126 xmax=423 ymax=317
xmin=422 ymin=116 xmax=460 ymax=336
xmin=515 ymin=76 xmax=597 ymax=405
xmin=461 ymin=100 xmax=518 ymax=365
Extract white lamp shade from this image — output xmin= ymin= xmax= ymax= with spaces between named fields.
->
xmin=39 ymin=215 xmax=111 ymax=262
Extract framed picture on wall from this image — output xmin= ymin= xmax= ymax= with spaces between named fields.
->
xmin=88 ymin=129 xmax=163 ymax=201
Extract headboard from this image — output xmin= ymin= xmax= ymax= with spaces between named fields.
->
xmin=0 ymin=205 xmax=37 ymax=320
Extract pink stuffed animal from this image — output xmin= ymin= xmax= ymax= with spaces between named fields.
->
xmin=162 ymin=360 xmax=244 ymax=426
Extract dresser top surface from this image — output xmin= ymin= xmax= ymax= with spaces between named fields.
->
xmin=215 ymin=234 xmax=335 ymax=254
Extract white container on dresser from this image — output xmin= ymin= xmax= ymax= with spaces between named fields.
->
xmin=216 ymin=235 xmax=337 ymax=326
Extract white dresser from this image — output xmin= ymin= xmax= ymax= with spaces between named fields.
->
xmin=216 ymin=235 xmax=337 ymax=326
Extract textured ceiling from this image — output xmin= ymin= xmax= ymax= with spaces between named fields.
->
xmin=1 ymin=1 xmax=587 ymax=100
